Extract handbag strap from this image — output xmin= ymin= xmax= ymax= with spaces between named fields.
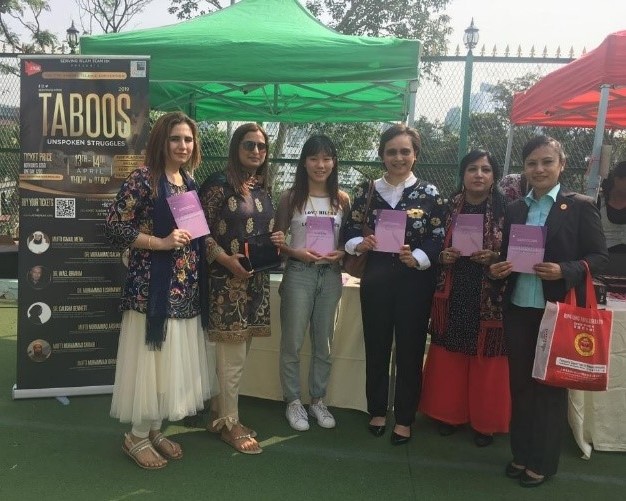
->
xmin=362 ymin=180 xmax=375 ymax=237
xmin=564 ymin=260 xmax=597 ymax=309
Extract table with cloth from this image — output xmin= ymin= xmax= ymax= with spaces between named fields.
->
xmin=568 ymin=295 xmax=626 ymax=458
xmin=240 ymin=273 xmax=367 ymax=412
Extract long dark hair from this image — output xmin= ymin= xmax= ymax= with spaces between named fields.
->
xmin=453 ymin=149 xmax=506 ymax=221
xmin=226 ymin=122 xmax=270 ymax=195
xmin=289 ymin=135 xmax=341 ymax=215
xmin=146 ymin=112 xmax=200 ymax=197
xmin=454 ymin=149 xmax=501 ymax=194
xmin=601 ymin=160 xmax=626 ymax=205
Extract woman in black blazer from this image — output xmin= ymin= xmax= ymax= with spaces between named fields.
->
xmin=489 ymin=135 xmax=608 ymax=487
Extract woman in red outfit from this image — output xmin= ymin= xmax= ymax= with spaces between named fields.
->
xmin=419 ymin=149 xmax=510 ymax=446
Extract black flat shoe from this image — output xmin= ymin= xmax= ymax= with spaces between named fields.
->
xmin=390 ymin=431 xmax=411 ymax=445
xmin=519 ymin=471 xmax=547 ymax=488
xmin=438 ymin=422 xmax=457 ymax=436
xmin=474 ymin=432 xmax=493 ymax=447
xmin=368 ymin=424 xmax=386 ymax=437
xmin=505 ymin=462 xmax=525 ymax=479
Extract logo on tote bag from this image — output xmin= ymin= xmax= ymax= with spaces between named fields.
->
xmin=574 ymin=333 xmax=595 ymax=357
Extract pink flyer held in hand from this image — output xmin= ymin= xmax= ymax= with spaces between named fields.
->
xmin=374 ymin=209 xmax=407 ymax=253
xmin=305 ymin=216 xmax=335 ymax=255
xmin=452 ymin=213 xmax=484 ymax=256
xmin=167 ymin=190 xmax=210 ymax=239
xmin=507 ymin=224 xmax=546 ymax=274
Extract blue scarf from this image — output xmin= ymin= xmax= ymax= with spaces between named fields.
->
xmin=146 ymin=171 xmax=208 ymax=349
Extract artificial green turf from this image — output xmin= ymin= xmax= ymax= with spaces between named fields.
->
xmin=1 ymin=305 xmax=625 ymax=500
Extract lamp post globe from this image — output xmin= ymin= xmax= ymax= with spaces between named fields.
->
xmin=66 ymin=21 xmax=79 ymax=54
xmin=463 ymin=18 xmax=479 ymax=52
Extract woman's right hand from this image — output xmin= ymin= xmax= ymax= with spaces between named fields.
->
xmin=355 ymin=234 xmax=377 ymax=254
xmin=292 ymin=248 xmax=323 ymax=263
xmin=220 ymin=253 xmax=253 ymax=279
xmin=161 ymin=229 xmax=192 ymax=250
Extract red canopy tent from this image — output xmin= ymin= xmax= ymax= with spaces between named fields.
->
xmin=511 ymin=30 xmax=626 ymax=128
xmin=507 ymin=30 xmax=626 ymax=195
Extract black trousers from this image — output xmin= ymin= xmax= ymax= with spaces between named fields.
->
xmin=504 ymin=305 xmax=568 ymax=476
xmin=360 ymin=253 xmax=434 ymax=426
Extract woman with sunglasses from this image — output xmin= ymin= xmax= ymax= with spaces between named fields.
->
xmin=275 ymin=135 xmax=350 ymax=432
xmin=199 ymin=123 xmax=284 ymax=454
xmin=343 ymin=124 xmax=446 ymax=444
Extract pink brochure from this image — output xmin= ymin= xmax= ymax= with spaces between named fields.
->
xmin=452 ymin=213 xmax=484 ymax=256
xmin=507 ymin=224 xmax=546 ymax=274
xmin=374 ymin=209 xmax=407 ymax=253
xmin=166 ymin=190 xmax=210 ymax=239
xmin=305 ymin=216 xmax=335 ymax=255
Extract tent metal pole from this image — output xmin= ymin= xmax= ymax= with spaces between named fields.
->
xmin=585 ymin=84 xmax=610 ymax=198
xmin=503 ymin=123 xmax=514 ymax=176
xmin=407 ymin=79 xmax=418 ymax=125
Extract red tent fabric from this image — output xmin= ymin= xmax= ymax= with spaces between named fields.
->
xmin=511 ymin=31 xmax=626 ymax=128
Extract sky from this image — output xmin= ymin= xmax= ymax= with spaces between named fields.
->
xmin=35 ymin=0 xmax=626 ymax=55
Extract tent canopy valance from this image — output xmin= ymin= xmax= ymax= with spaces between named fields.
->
xmin=80 ymin=0 xmax=421 ymax=123
xmin=507 ymin=30 xmax=626 ymax=196
xmin=510 ymin=30 xmax=626 ymax=128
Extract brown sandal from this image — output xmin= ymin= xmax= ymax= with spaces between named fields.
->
xmin=207 ymin=412 xmax=257 ymax=438
xmin=122 ymin=433 xmax=167 ymax=470
xmin=150 ymin=432 xmax=183 ymax=460
xmin=220 ymin=428 xmax=262 ymax=455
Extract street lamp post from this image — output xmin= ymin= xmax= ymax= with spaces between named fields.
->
xmin=66 ymin=21 xmax=79 ymax=54
xmin=457 ymin=19 xmax=479 ymax=166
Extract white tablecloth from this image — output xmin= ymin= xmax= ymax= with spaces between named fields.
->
xmin=568 ymin=297 xmax=626 ymax=458
xmin=240 ymin=273 xmax=368 ymax=412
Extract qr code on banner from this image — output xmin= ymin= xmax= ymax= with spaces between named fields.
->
xmin=130 ymin=60 xmax=146 ymax=78
xmin=55 ymin=197 xmax=76 ymax=218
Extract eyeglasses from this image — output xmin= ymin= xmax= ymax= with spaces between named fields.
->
xmin=384 ymin=148 xmax=413 ymax=157
xmin=241 ymin=140 xmax=267 ymax=152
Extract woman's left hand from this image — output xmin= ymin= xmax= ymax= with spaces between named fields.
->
xmin=270 ymin=231 xmax=285 ymax=247
xmin=399 ymin=244 xmax=418 ymax=268
xmin=470 ymin=249 xmax=499 ymax=266
xmin=323 ymin=250 xmax=345 ymax=263
xmin=533 ymin=262 xmax=563 ymax=281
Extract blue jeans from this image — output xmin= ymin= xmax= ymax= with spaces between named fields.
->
xmin=279 ymin=259 xmax=342 ymax=403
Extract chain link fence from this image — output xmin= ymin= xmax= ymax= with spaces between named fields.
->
xmin=1 ymin=50 xmax=617 ymax=238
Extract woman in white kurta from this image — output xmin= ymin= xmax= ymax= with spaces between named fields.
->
xmin=105 ymin=112 xmax=217 ymax=470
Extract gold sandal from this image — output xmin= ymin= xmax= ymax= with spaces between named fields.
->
xmin=207 ymin=412 xmax=257 ymax=438
xmin=220 ymin=429 xmax=263 ymax=455
xmin=122 ymin=433 xmax=167 ymax=470
xmin=150 ymin=432 xmax=183 ymax=460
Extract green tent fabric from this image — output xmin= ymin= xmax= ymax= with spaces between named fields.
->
xmin=80 ymin=0 xmax=421 ymax=123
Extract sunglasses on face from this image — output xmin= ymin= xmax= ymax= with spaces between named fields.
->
xmin=241 ymin=140 xmax=267 ymax=152
xmin=384 ymin=148 xmax=413 ymax=157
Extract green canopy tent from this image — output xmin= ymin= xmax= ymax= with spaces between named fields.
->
xmin=80 ymin=0 xmax=421 ymax=123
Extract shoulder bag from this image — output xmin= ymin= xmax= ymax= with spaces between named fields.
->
xmin=343 ymin=181 xmax=375 ymax=278
xmin=532 ymin=261 xmax=613 ymax=391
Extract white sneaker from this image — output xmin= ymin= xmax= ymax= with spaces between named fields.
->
xmin=309 ymin=400 xmax=336 ymax=429
xmin=286 ymin=399 xmax=309 ymax=431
